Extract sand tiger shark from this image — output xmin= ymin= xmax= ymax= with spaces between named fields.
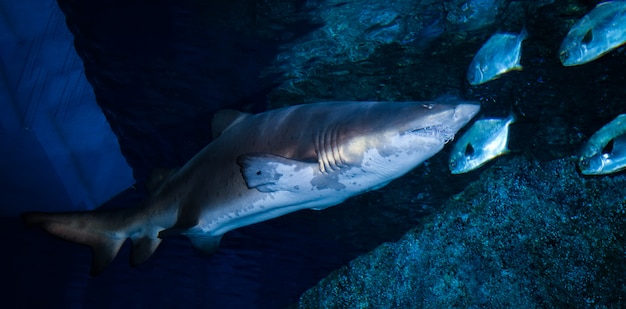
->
xmin=23 ymin=99 xmax=479 ymax=275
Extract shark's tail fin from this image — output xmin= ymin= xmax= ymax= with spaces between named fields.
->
xmin=22 ymin=208 xmax=161 ymax=276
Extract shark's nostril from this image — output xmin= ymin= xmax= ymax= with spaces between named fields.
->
xmin=454 ymin=104 xmax=481 ymax=122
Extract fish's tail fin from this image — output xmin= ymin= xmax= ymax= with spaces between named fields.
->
xmin=506 ymin=105 xmax=518 ymax=124
xmin=519 ymin=1 xmax=533 ymax=41
xmin=23 ymin=208 xmax=160 ymax=276
xmin=519 ymin=22 xmax=528 ymax=41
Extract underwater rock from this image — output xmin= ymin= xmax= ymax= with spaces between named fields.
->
xmin=297 ymin=155 xmax=626 ymax=307
xmin=444 ymin=0 xmax=505 ymax=32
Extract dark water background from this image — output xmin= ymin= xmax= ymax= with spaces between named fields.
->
xmin=3 ymin=0 xmax=626 ymax=308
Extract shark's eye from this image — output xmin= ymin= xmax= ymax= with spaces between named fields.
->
xmin=464 ymin=143 xmax=475 ymax=157
xmin=602 ymin=139 xmax=614 ymax=154
xmin=582 ymin=29 xmax=593 ymax=45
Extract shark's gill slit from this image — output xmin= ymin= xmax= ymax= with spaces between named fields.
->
xmin=331 ymin=125 xmax=344 ymax=168
xmin=329 ymin=125 xmax=342 ymax=171
xmin=321 ymin=128 xmax=332 ymax=173
xmin=314 ymin=130 xmax=325 ymax=173
xmin=324 ymin=126 xmax=337 ymax=171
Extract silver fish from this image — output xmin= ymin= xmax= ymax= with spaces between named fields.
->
xmin=579 ymin=114 xmax=626 ymax=175
xmin=560 ymin=1 xmax=626 ymax=66
xmin=467 ymin=27 xmax=528 ymax=85
xmin=449 ymin=112 xmax=515 ymax=174
xmin=23 ymin=99 xmax=479 ymax=275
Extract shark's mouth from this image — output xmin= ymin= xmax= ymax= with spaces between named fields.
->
xmin=410 ymin=125 xmax=456 ymax=143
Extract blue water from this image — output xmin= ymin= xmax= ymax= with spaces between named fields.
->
xmin=4 ymin=152 xmax=468 ymax=308
xmin=2 ymin=1 xmax=466 ymax=306
xmin=3 ymin=189 xmax=355 ymax=308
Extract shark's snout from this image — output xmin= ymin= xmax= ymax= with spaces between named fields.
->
xmin=453 ymin=103 xmax=481 ymax=125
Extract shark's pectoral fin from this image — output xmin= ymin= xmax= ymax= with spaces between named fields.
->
xmin=130 ymin=236 xmax=162 ymax=266
xmin=187 ymin=235 xmax=223 ymax=255
xmin=237 ymin=153 xmax=317 ymax=193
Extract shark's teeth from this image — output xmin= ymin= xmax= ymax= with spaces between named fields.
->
xmin=410 ymin=125 xmax=455 ymax=142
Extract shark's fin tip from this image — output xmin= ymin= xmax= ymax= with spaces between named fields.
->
xmin=90 ymin=237 xmax=126 ymax=276
xmin=130 ymin=236 xmax=162 ymax=266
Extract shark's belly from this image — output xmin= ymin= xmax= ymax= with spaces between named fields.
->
xmin=201 ymin=189 xmax=347 ymax=236
xmin=196 ymin=163 xmax=384 ymax=236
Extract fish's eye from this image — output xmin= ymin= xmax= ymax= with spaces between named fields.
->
xmin=602 ymin=139 xmax=614 ymax=154
xmin=560 ymin=50 xmax=568 ymax=60
xmin=450 ymin=160 xmax=456 ymax=168
xmin=580 ymin=159 xmax=589 ymax=168
xmin=464 ymin=143 xmax=475 ymax=157
xmin=582 ymin=30 xmax=593 ymax=45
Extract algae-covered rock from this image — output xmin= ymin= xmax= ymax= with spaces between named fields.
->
xmin=298 ymin=156 xmax=626 ymax=308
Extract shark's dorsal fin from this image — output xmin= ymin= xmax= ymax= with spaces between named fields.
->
xmin=212 ymin=109 xmax=251 ymax=139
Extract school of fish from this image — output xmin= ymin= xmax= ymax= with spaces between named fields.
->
xmin=456 ymin=0 xmax=626 ymax=174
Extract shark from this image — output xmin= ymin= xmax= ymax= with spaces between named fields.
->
xmin=23 ymin=99 xmax=479 ymax=275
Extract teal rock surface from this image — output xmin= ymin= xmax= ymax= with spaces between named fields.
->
xmin=298 ymin=156 xmax=626 ymax=308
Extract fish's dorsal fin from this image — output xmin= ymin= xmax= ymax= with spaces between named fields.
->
xmin=212 ymin=109 xmax=251 ymax=139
